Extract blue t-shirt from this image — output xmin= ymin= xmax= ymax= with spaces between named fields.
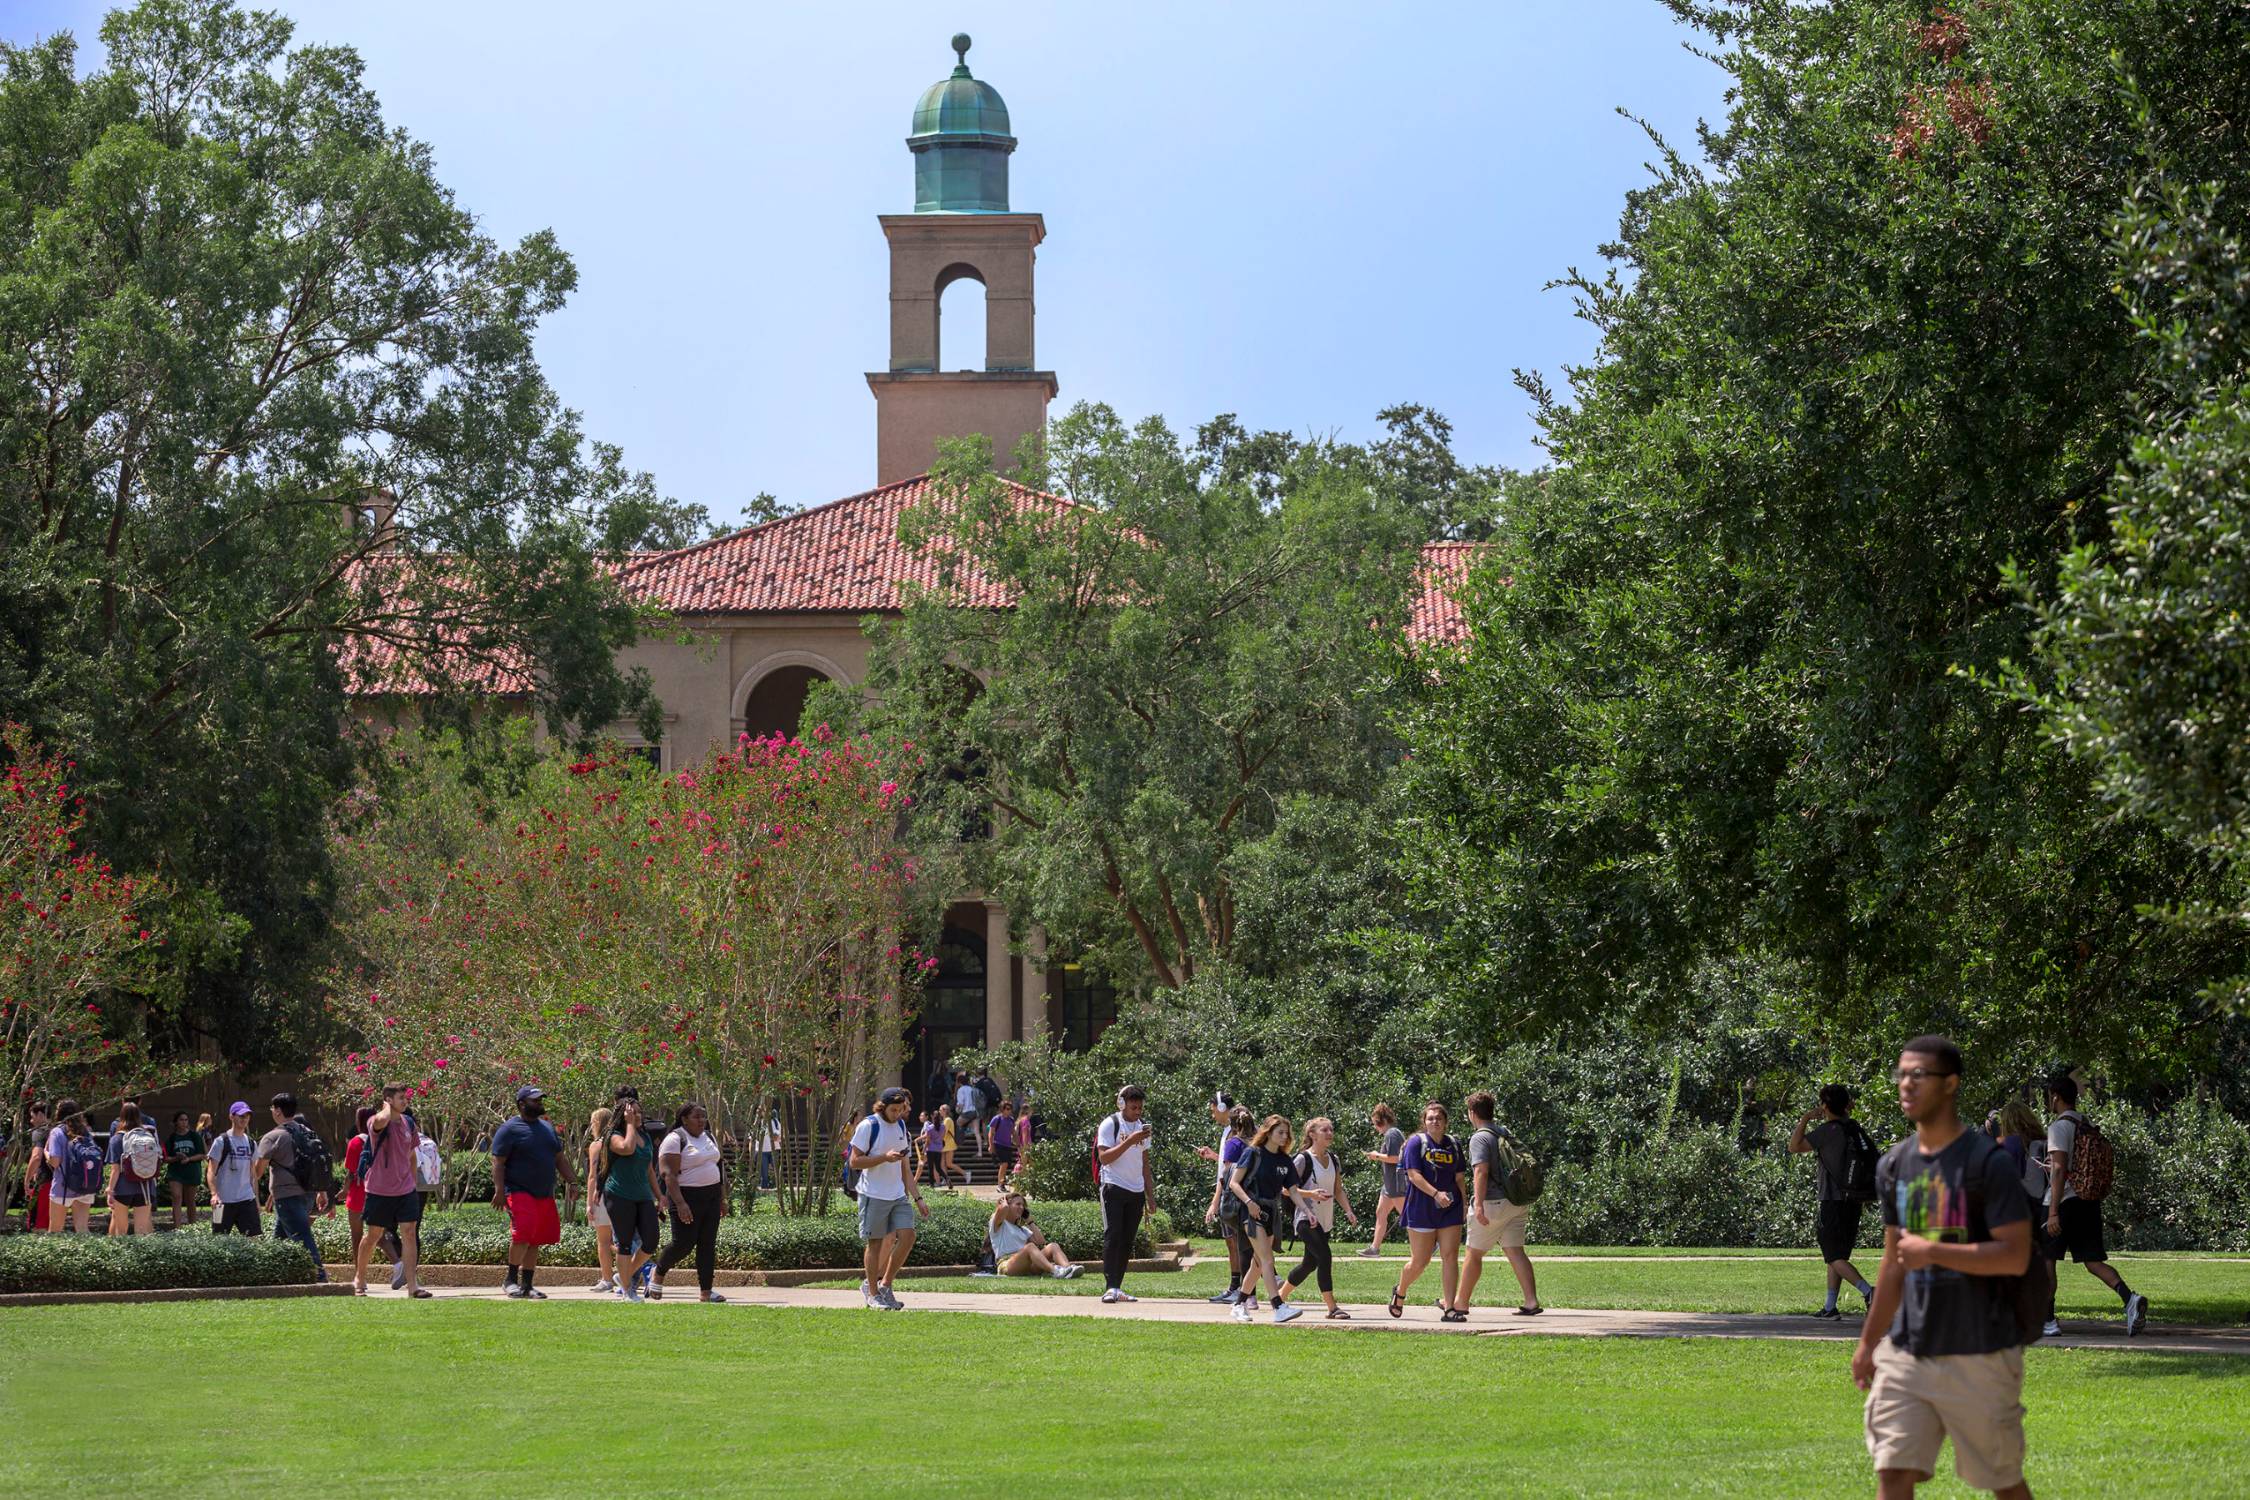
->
xmin=490 ymin=1116 xmax=564 ymax=1198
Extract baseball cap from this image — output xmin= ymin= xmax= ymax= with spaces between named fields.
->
xmin=228 ymin=1101 xmax=251 ymax=1116
xmin=515 ymin=1085 xmax=546 ymax=1104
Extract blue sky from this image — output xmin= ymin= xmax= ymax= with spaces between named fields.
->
xmin=12 ymin=1 xmax=1731 ymax=525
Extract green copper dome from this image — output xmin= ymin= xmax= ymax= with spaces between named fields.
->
xmin=909 ymin=34 xmax=1015 ymax=213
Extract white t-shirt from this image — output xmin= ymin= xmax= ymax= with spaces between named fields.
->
xmin=851 ymin=1114 xmax=912 ymax=1201
xmin=663 ymin=1128 xmax=723 ymax=1189
xmin=1293 ymin=1150 xmax=1336 ymax=1231
xmin=2044 ymin=1115 xmax=2080 ymax=1205
xmin=956 ymin=1084 xmax=982 ymax=1117
xmin=1097 ymin=1112 xmax=1150 ymax=1193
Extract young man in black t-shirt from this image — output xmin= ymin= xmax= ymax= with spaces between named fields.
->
xmin=1789 ymin=1083 xmax=1876 ymax=1319
xmin=1853 ymin=1036 xmax=2035 ymax=1499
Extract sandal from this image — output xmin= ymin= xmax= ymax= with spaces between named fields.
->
xmin=1387 ymin=1285 xmax=1404 ymax=1319
xmin=647 ymin=1281 xmax=664 ymax=1301
xmin=703 ymin=1292 xmax=727 ymax=1304
xmin=1441 ymin=1307 xmax=1469 ymax=1323
xmin=409 ymin=1287 xmax=433 ymax=1299
xmin=1326 ymin=1307 xmax=1352 ymax=1320
xmin=1514 ymin=1305 xmax=1544 ymax=1317
xmin=351 ymin=1282 xmax=368 ymax=1297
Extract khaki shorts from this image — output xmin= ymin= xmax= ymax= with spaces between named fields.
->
xmin=1464 ymin=1197 xmax=1527 ymax=1252
xmin=1864 ymin=1339 xmax=2026 ymax=1491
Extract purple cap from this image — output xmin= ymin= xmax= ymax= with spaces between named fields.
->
xmin=229 ymin=1101 xmax=251 ymax=1116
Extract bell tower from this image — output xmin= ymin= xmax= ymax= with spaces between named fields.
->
xmin=867 ymin=35 xmax=1057 ymax=485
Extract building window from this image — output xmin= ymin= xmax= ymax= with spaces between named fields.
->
xmin=1058 ymin=969 xmax=1115 ymax=1054
xmin=622 ymin=743 xmax=662 ymax=772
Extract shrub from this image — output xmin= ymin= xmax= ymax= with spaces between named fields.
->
xmin=0 ymin=1233 xmax=315 ymax=1294
xmin=311 ymin=1197 xmax=1169 ymax=1270
xmin=2091 ymin=1093 xmax=2250 ymax=1252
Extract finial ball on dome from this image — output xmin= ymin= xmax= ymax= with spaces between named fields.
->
xmin=952 ymin=33 xmax=972 ymax=64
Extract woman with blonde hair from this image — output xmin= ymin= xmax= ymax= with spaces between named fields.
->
xmin=987 ymin=1192 xmax=1082 ymax=1278
xmin=584 ymin=1106 xmax=619 ymax=1294
xmin=1224 ymin=1114 xmax=1304 ymax=1324
xmin=1277 ymin=1115 xmax=1357 ymax=1319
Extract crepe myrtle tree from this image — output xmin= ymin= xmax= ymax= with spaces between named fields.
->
xmin=323 ymin=728 xmax=931 ymax=1213
xmin=0 ymin=724 xmax=202 ymax=1189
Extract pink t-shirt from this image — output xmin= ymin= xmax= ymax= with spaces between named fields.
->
xmin=364 ymin=1116 xmax=420 ymax=1198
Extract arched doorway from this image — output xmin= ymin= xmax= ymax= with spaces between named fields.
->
xmin=910 ymin=924 xmax=985 ymax=1103
xmin=741 ymin=664 xmax=830 ymax=741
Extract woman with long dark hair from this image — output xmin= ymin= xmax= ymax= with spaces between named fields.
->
xmin=653 ymin=1102 xmax=729 ymax=1303
xmin=1390 ymin=1101 xmax=1467 ymax=1321
xmin=603 ymin=1094 xmax=660 ymax=1301
xmin=43 ymin=1099 xmax=98 ymax=1234
xmin=1203 ymin=1101 xmax=1256 ymax=1309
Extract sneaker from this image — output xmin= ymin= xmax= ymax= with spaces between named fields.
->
xmin=1100 ymin=1289 xmax=1121 ymax=1304
xmin=863 ymin=1290 xmax=886 ymax=1310
xmin=1355 ymin=1246 xmax=1383 ymax=1258
xmin=636 ymin=1264 xmax=654 ymax=1291
xmin=1229 ymin=1300 xmax=1253 ymax=1322
xmin=2125 ymin=1293 xmax=2148 ymax=1337
xmin=390 ymin=1263 xmax=406 ymax=1291
xmin=523 ymin=1288 xmax=547 ymax=1300
xmin=1113 ymin=1290 xmax=1138 ymax=1303
xmin=623 ymin=1286 xmax=644 ymax=1303
xmin=612 ymin=1282 xmax=632 ymax=1299
xmin=591 ymin=1277 xmax=615 ymax=1294
xmin=878 ymin=1285 xmax=903 ymax=1310
xmin=1273 ymin=1302 xmax=1304 ymax=1324
xmin=1061 ymin=1264 xmax=1082 ymax=1278
xmin=1209 ymin=1289 xmax=1242 ymax=1305
xmin=2041 ymin=1319 xmax=2061 ymax=1338
xmin=504 ymin=1283 xmax=527 ymax=1299
xmin=1050 ymin=1265 xmax=1072 ymax=1279
xmin=1810 ymin=1307 xmax=1842 ymax=1321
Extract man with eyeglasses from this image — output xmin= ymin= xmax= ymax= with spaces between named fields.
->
xmin=1854 ymin=1036 xmax=2036 ymax=1500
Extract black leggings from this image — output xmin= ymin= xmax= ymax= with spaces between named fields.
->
xmin=1286 ymin=1221 xmax=1333 ymax=1295
xmin=1101 ymin=1185 xmax=1145 ymax=1290
xmin=656 ymin=1182 xmax=723 ymax=1293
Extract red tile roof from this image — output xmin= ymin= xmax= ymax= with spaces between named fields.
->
xmin=1409 ymin=541 xmax=1489 ymax=648
xmin=618 ymin=474 xmax=1087 ymax=615
xmin=336 ymin=556 xmax=539 ymax=696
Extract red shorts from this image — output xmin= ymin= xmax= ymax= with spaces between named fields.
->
xmin=506 ymin=1191 xmax=560 ymax=1246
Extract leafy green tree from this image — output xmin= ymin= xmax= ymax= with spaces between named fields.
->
xmin=1397 ymin=0 xmax=2250 ymax=1079
xmin=0 ymin=2 xmax=667 ymax=1068
xmin=854 ymin=404 xmax=1423 ymax=989
xmin=2016 ymin=170 xmax=2250 ymax=1007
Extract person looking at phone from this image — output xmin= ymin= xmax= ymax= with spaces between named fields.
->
xmin=849 ymin=1086 xmax=928 ymax=1310
xmin=1096 ymin=1085 xmax=1154 ymax=1304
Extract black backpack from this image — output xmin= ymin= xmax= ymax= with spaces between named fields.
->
xmin=1839 ymin=1122 xmax=1881 ymax=1203
xmin=282 ymin=1118 xmax=337 ymax=1201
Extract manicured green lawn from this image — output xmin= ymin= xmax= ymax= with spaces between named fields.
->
xmin=2 ymin=1300 xmax=2242 ymax=1497
xmin=863 ymin=1251 xmax=2250 ymax=1325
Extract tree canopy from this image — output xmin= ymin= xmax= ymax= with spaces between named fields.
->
xmin=0 ymin=1 xmax=675 ymax=1066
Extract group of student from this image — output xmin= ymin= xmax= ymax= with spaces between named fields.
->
xmin=1789 ymin=1074 xmax=2150 ymax=1340
xmin=898 ymin=1094 xmax=1034 ymax=1193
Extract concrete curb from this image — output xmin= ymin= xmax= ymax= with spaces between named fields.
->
xmin=0 ymin=1281 xmax=353 ymax=1308
xmin=406 ymin=1254 xmax=1180 ymax=1289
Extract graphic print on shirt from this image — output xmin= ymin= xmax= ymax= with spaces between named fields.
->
xmin=1896 ymin=1156 xmax=1972 ymax=1293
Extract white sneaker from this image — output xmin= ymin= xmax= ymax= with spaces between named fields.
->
xmin=1273 ymin=1302 xmax=1304 ymax=1324
xmin=2042 ymin=1319 xmax=2061 ymax=1338
xmin=1100 ymin=1288 xmax=1120 ymax=1304
xmin=1230 ymin=1300 xmax=1253 ymax=1322
xmin=623 ymin=1286 xmax=643 ymax=1303
xmin=591 ymin=1277 xmax=615 ymax=1294
xmin=864 ymin=1292 xmax=886 ymax=1310
xmin=1050 ymin=1264 xmax=1071 ymax=1279
xmin=1113 ymin=1290 xmax=1138 ymax=1303
xmin=1062 ymin=1264 xmax=1082 ymax=1278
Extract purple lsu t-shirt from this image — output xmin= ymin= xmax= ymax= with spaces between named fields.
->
xmin=364 ymin=1116 xmax=420 ymax=1198
xmin=992 ymin=1115 xmax=1016 ymax=1151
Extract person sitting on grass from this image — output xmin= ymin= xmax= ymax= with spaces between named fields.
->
xmin=988 ymin=1192 xmax=1082 ymax=1278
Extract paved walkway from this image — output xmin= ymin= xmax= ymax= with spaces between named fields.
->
xmin=403 ymin=1279 xmax=2250 ymax=1357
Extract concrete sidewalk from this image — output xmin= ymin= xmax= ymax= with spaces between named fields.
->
xmin=405 ymin=1279 xmax=2250 ymax=1357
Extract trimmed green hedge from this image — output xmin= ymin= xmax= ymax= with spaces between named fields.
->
xmin=0 ymin=1233 xmax=316 ymax=1294
xmin=313 ymin=1196 xmax=1171 ymax=1270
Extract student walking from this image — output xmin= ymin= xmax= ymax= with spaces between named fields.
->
xmin=492 ymin=1086 xmax=568 ymax=1300
xmin=2041 ymin=1075 xmax=2146 ymax=1336
xmin=20 ymin=1102 xmax=51 ymax=1232
xmin=254 ymin=1093 xmax=330 ymax=1282
xmin=206 ymin=1102 xmax=261 ymax=1236
xmin=1224 ymin=1115 xmax=1304 ymax=1323
xmin=847 ymin=1087 xmax=928 ymax=1310
xmin=584 ymin=1107 xmax=620 ymax=1293
xmin=1277 ymin=1115 xmax=1357 ymax=1319
xmin=104 ymin=1101 xmax=161 ymax=1236
xmin=1457 ymin=1091 xmax=1541 ymax=1319
xmin=1389 ymin=1102 xmax=1466 ymax=1320
xmin=990 ymin=1100 xmax=1020 ymax=1187
xmin=988 ymin=1191 xmax=1082 ymax=1278
xmin=1203 ymin=1102 xmax=1256 ymax=1307
xmin=602 ymin=1095 xmax=661 ymax=1301
xmin=1358 ymin=1103 xmax=1408 ymax=1257
xmin=353 ymin=1085 xmax=428 ymax=1297
xmin=1853 ymin=1036 xmax=2037 ymax=1499
xmin=938 ymin=1104 xmax=963 ymax=1187
xmin=342 ymin=1107 xmax=398 ymax=1288
xmin=1095 ymin=1085 xmax=1153 ymax=1304
xmin=653 ymin=1102 xmax=729 ymax=1303
xmin=164 ymin=1111 xmax=208 ymax=1229
xmin=1790 ymin=1084 xmax=1877 ymax=1320
xmin=42 ymin=1099 xmax=101 ymax=1233
xmin=954 ymin=1073 xmax=985 ymax=1157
